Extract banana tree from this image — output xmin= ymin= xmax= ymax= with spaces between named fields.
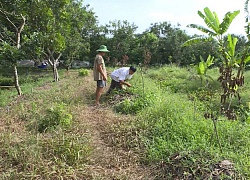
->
xmin=182 ymin=7 xmax=250 ymax=119
xmin=183 ymin=7 xmax=239 ymax=45
xmin=195 ymin=55 xmax=214 ymax=86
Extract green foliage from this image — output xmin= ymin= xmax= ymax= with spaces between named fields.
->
xmin=78 ymin=68 xmax=89 ymax=77
xmin=183 ymin=7 xmax=240 ymax=47
xmin=38 ymin=103 xmax=72 ymax=133
xmin=110 ymin=66 xmax=250 ymax=178
xmin=104 ymin=20 xmax=138 ymax=62
xmin=195 ymin=55 xmax=214 ymax=75
xmin=182 ymin=7 xmax=248 ymax=120
xmin=0 ymin=67 xmax=53 ymax=107
xmin=1 ymin=66 xmax=250 ymax=178
xmin=147 ymin=65 xmax=218 ymax=93
xmin=139 ymin=90 xmax=249 ymax=177
xmin=158 ymin=78 xmax=188 ymax=93
xmin=0 ymin=76 xmax=13 ymax=86
xmin=140 ymin=94 xmax=210 ymax=158
xmin=236 ymin=103 xmax=250 ymax=124
xmin=192 ymin=55 xmax=215 ymax=86
xmin=115 ymin=91 xmax=156 ymax=114
xmin=198 ymin=7 xmax=240 ymax=35
xmin=0 ymin=42 xmax=24 ymax=65
xmin=42 ymin=134 xmax=92 ymax=166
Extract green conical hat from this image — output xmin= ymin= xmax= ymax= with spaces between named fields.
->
xmin=96 ymin=45 xmax=110 ymax=52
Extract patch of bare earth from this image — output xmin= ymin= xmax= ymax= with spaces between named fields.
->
xmin=73 ymin=106 xmax=149 ymax=179
xmin=73 ymin=73 xmax=153 ymax=179
xmin=0 ymin=70 xmax=154 ymax=179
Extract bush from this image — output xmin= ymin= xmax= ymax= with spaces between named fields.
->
xmin=38 ymin=103 xmax=72 ymax=133
xmin=115 ymin=92 xmax=156 ymax=114
xmin=78 ymin=68 xmax=89 ymax=77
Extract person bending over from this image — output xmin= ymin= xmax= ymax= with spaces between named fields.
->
xmin=107 ymin=66 xmax=136 ymax=94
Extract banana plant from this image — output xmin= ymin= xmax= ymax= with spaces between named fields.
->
xmin=244 ymin=0 xmax=250 ymax=38
xmin=195 ymin=55 xmax=214 ymax=86
xmin=182 ymin=7 xmax=250 ymax=120
xmin=182 ymin=7 xmax=240 ymax=47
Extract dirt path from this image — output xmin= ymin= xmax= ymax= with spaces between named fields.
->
xmin=0 ymin=71 xmax=154 ymax=179
xmin=75 ymin=106 xmax=150 ymax=179
xmin=71 ymin=73 xmax=153 ymax=179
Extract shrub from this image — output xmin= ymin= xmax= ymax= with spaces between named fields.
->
xmin=78 ymin=68 xmax=89 ymax=77
xmin=38 ymin=103 xmax=72 ymax=133
xmin=115 ymin=92 xmax=156 ymax=114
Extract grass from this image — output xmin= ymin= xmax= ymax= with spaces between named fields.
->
xmin=107 ymin=65 xmax=250 ymax=179
xmin=0 ymin=65 xmax=250 ymax=179
xmin=0 ymin=68 xmax=94 ymax=179
xmin=0 ymin=67 xmax=151 ymax=179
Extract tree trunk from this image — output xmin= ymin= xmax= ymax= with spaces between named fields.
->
xmin=53 ymin=64 xmax=59 ymax=82
xmin=47 ymin=49 xmax=61 ymax=82
xmin=13 ymin=65 xmax=22 ymax=95
xmin=13 ymin=18 xmax=25 ymax=96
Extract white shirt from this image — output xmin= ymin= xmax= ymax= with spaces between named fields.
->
xmin=110 ymin=67 xmax=133 ymax=82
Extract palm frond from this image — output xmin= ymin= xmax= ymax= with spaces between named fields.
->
xmin=187 ymin=24 xmax=217 ymax=36
xmin=199 ymin=55 xmax=205 ymax=62
xmin=219 ymin=10 xmax=240 ymax=34
xmin=227 ymin=34 xmax=238 ymax=57
xmin=244 ymin=0 xmax=249 ymax=13
xmin=206 ymin=55 xmax=214 ymax=67
xmin=213 ymin=12 xmax=220 ymax=30
xmin=203 ymin=7 xmax=220 ymax=33
xmin=244 ymin=55 xmax=250 ymax=64
xmin=182 ymin=37 xmax=212 ymax=47
xmin=197 ymin=10 xmax=206 ymax=20
xmin=198 ymin=9 xmax=217 ymax=33
xmin=244 ymin=0 xmax=250 ymax=35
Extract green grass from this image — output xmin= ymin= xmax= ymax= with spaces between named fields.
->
xmin=109 ymin=65 xmax=250 ymax=178
xmin=1 ymin=65 xmax=250 ymax=179
xmin=0 ymin=66 xmax=66 ymax=107
xmin=0 ymin=67 xmax=93 ymax=179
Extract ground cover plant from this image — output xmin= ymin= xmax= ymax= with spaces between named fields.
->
xmin=1 ymin=1 xmax=250 ymax=179
xmin=0 ymin=66 xmax=53 ymax=107
xmin=107 ymin=65 xmax=250 ymax=179
xmin=0 ymin=65 xmax=250 ymax=179
xmin=0 ymin=68 xmax=154 ymax=179
xmin=0 ymin=69 xmax=93 ymax=179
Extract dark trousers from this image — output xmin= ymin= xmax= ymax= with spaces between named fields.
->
xmin=107 ymin=80 xmax=122 ymax=94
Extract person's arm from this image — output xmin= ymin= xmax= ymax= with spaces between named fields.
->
xmin=119 ymin=80 xmax=131 ymax=87
xmin=97 ymin=63 xmax=107 ymax=81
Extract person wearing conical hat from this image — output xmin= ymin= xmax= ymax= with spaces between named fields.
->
xmin=93 ymin=45 xmax=110 ymax=106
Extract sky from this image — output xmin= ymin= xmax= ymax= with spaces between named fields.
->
xmin=83 ymin=0 xmax=248 ymax=36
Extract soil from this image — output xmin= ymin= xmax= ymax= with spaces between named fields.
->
xmin=72 ymin=73 xmax=154 ymax=179
xmin=0 ymin=70 xmax=243 ymax=179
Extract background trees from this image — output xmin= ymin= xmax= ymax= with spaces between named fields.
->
xmin=0 ymin=0 xmax=248 ymax=95
xmin=0 ymin=0 xmax=27 ymax=95
xmin=1 ymin=0 xmax=96 ymax=90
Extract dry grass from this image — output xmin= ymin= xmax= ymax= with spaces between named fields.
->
xmin=0 ymin=70 xmax=154 ymax=179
